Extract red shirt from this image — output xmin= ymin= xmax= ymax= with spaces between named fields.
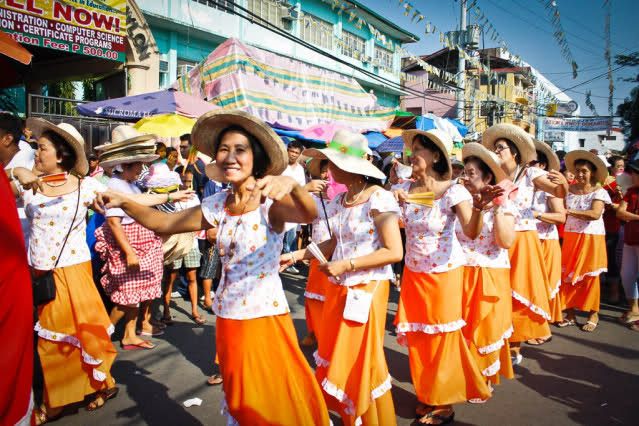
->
xmin=603 ymin=180 xmax=622 ymax=233
xmin=624 ymin=187 xmax=639 ymax=245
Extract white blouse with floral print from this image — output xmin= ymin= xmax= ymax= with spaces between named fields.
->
xmin=532 ymin=190 xmax=559 ymax=240
xmin=201 ymin=192 xmax=289 ymax=320
xmin=456 ymin=201 xmax=517 ymax=268
xmin=326 ymin=188 xmax=400 ymax=286
xmin=23 ymin=177 xmax=106 ymax=270
xmin=512 ymin=166 xmax=548 ymax=232
xmin=564 ymin=188 xmax=611 ymax=236
xmin=394 ymin=182 xmax=472 ymax=273
xmin=311 ymin=194 xmax=332 ymax=244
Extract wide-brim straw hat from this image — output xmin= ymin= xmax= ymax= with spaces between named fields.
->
xmin=26 ymin=117 xmax=88 ymax=176
xmin=192 ymin=110 xmax=287 ymax=182
xmin=533 ymin=139 xmax=561 ymax=171
xmin=462 ymin=142 xmax=508 ymax=183
xmin=143 ymin=162 xmax=182 ymax=189
xmin=481 ymin=123 xmax=536 ymax=166
xmin=564 ymin=149 xmax=609 ymax=184
xmin=303 ymin=129 xmax=385 ymax=180
xmin=94 ymin=125 xmax=156 ymax=152
xmin=402 ymin=129 xmax=454 ymax=180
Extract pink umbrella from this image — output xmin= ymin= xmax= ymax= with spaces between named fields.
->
xmin=300 ymin=123 xmax=352 ymax=143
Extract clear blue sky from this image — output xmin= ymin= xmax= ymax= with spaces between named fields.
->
xmin=359 ymin=0 xmax=639 ymax=116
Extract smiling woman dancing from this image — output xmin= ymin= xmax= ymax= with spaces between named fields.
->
xmin=97 ymin=110 xmax=329 ymax=425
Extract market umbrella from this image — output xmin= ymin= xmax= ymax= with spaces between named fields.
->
xmin=133 ymin=113 xmax=196 ymax=137
xmin=77 ymin=89 xmax=218 ymax=121
xmin=375 ymin=136 xmax=404 ymax=153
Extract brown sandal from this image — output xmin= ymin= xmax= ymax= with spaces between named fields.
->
xmin=86 ymin=387 xmax=119 ymax=411
xmin=207 ymin=373 xmax=223 ymax=386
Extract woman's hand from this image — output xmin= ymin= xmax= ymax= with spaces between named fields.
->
xmin=206 ymin=227 xmax=218 ymax=243
xmin=474 ymin=185 xmax=505 ymax=210
xmin=249 ymin=175 xmax=298 ymax=202
xmin=279 ymin=253 xmax=295 ymax=272
xmin=126 ymin=251 xmax=140 ymax=269
xmin=12 ymin=167 xmax=43 ymax=194
xmin=172 ymin=190 xmax=196 ymax=203
xmin=305 ymin=179 xmax=328 ymax=194
xmin=392 ymin=188 xmax=409 ymax=204
xmin=547 ymin=170 xmax=568 ymax=186
xmin=318 ymin=259 xmax=350 ymax=278
xmin=94 ymin=190 xmax=131 ymax=212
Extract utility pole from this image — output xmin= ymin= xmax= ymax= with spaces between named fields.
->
xmin=456 ymin=0 xmax=467 ymax=122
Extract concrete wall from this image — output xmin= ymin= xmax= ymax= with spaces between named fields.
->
xmin=137 ymin=0 xmax=406 ymax=106
xmin=562 ymin=129 xmax=626 ymax=153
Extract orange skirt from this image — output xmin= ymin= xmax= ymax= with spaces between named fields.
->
xmin=561 ymin=233 xmax=606 ymax=313
xmin=315 ymin=280 xmax=396 ymax=426
xmin=462 ymin=267 xmax=514 ymax=383
xmin=396 ymin=267 xmax=491 ymax=405
xmin=305 ymin=259 xmax=328 ymax=339
xmin=36 ymin=262 xmax=117 ymax=409
xmin=216 ymin=314 xmax=329 ymax=425
xmin=508 ymin=231 xmax=552 ymax=342
xmin=540 ymin=239 xmax=564 ymax=323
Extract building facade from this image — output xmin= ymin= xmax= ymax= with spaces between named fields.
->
xmin=136 ymin=0 xmax=418 ymax=108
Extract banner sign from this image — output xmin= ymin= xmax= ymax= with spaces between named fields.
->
xmin=544 ymin=117 xmax=609 ymax=132
xmin=0 ymin=0 xmax=127 ymax=62
xmin=543 ymin=130 xmax=565 ymax=142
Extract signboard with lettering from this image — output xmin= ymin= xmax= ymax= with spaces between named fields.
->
xmin=544 ymin=117 xmax=610 ymax=132
xmin=0 ymin=0 xmax=127 ymax=62
xmin=544 ymin=130 xmax=565 ymax=142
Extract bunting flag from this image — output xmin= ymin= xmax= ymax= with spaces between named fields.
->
xmin=538 ymin=0 xmax=578 ymax=78
xmin=585 ymin=90 xmax=598 ymax=116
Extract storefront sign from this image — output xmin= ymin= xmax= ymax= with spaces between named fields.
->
xmin=544 ymin=117 xmax=610 ymax=132
xmin=544 ymin=130 xmax=565 ymax=142
xmin=0 ymin=0 xmax=127 ymax=62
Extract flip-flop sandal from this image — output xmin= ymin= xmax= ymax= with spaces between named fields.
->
xmin=630 ymin=321 xmax=639 ymax=332
xmin=33 ymin=406 xmax=63 ymax=425
xmin=121 ymin=340 xmax=156 ymax=351
xmin=192 ymin=315 xmax=206 ymax=325
xmin=526 ymin=336 xmax=552 ymax=345
xmin=618 ymin=314 xmax=639 ymax=324
xmin=557 ymin=319 xmax=576 ymax=328
xmin=138 ymin=329 xmax=165 ymax=337
xmin=581 ymin=321 xmax=598 ymax=332
xmin=86 ymin=387 xmax=119 ymax=411
xmin=207 ymin=374 xmax=223 ymax=386
xmin=418 ymin=409 xmax=455 ymax=425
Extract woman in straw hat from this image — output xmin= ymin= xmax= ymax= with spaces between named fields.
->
xmin=281 ymin=129 xmax=403 ymax=425
xmin=481 ymin=123 xmax=568 ymax=364
xmin=95 ymin=110 xmax=330 ymax=425
xmin=94 ymin=125 xmax=174 ymax=350
xmin=391 ymin=130 xmax=491 ymax=424
xmin=9 ymin=118 xmax=118 ymax=423
xmin=456 ymin=143 xmax=516 ymax=392
xmin=559 ymin=150 xmax=611 ymax=332
xmin=530 ymin=141 xmax=567 ymax=336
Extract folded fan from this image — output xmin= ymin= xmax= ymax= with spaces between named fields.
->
xmin=41 ymin=172 xmax=68 ymax=183
xmin=307 ymin=242 xmax=328 ymax=264
xmin=406 ymin=192 xmax=434 ymax=207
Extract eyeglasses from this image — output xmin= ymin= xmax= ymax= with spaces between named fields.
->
xmin=494 ymin=145 xmax=509 ymax=154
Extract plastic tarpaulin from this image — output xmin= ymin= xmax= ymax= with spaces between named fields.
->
xmin=174 ymin=38 xmax=395 ymax=132
xmin=363 ymin=131 xmax=388 ymax=149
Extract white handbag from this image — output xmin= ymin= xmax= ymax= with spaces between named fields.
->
xmin=343 ymin=281 xmax=380 ymax=324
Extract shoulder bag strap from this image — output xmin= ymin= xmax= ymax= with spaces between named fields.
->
xmin=53 ymin=177 xmax=82 ymax=269
xmin=318 ymin=193 xmax=332 ymax=238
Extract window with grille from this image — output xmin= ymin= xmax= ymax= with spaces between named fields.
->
xmin=247 ymin=0 xmax=285 ymax=28
xmin=194 ymin=0 xmax=234 ymax=13
xmin=300 ymin=14 xmax=333 ymax=50
xmin=341 ymin=31 xmax=365 ymax=59
xmin=374 ymin=45 xmax=394 ymax=72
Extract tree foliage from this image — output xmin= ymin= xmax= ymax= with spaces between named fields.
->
xmin=615 ymin=52 xmax=639 ymax=144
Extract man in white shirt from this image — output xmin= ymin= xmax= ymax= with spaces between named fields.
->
xmin=1 ymin=113 xmax=35 ymax=248
xmin=281 ymin=140 xmax=307 ymax=273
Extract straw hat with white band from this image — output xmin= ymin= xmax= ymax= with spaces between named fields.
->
xmin=481 ymin=123 xmax=536 ymax=166
xmin=461 ymin=142 xmax=508 ymax=184
xmin=533 ymin=139 xmax=561 ymax=172
xmin=96 ymin=125 xmax=159 ymax=168
xmin=401 ymin=128 xmax=454 ymax=180
xmin=26 ymin=117 xmax=89 ymax=176
xmin=191 ymin=110 xmax=287 ymax=182
xmin=564 ymin=149 xmax=609 ymax=184
xmin=303 ymin=130 xmax=385 ymax=180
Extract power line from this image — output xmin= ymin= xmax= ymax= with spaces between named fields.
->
xmin=553 ymin=64 xmax=627 ymax=96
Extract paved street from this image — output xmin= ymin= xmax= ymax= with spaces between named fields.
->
xmin=56 ymin=269 xmax=639 ymax=426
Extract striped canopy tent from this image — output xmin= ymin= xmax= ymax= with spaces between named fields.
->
xmin=173 ymin=38 xmax=395 ymax=132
